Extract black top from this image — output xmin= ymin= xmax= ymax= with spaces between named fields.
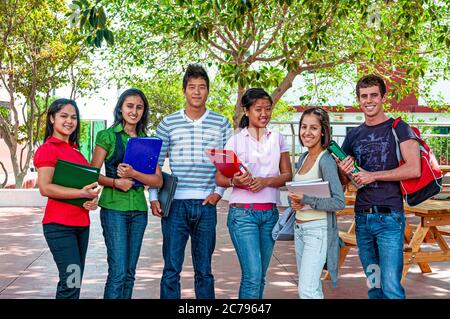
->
xmin=342 ymin=118 xmax=415 ymax=211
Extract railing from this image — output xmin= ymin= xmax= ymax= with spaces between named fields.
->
xmin=269 ymin=121 xmax=450 ymax=171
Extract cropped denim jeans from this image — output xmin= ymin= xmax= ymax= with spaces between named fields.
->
xmin=355 ymin=209 xmax=406 ymax=299
xmin=294 ymin=218 xmax=328 ymax=299
xmin=227 ymin=207 xmax=279 ymax=299
xmin=100 ymin=208 xmax=148 ymax=299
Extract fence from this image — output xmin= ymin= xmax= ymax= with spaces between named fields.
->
xmin=269 ymin=121 xmax=450 ymax=172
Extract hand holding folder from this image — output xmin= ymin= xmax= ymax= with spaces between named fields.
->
xmin=205 ymin=149 xmax=249 ymax=178
xmin=51 ymin=160 xmax=100 ymax=207
xmin=123 ymin=137 xmax=163 ymax=187
xmin=205 ymin=149 xmax=252 ymax=189
xmin=158 ymin=172 xmax=178 ymax=217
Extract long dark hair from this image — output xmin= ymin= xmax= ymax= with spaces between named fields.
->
xmin=113 ymin=88 xmax=149 ymax=135
xmin=298 ymin=107 xmax=331 ymax=148
xmin=239 ymin=88 xmax=273 ymax=128
xmin=44 ymin=98 xmax=80 ymax=146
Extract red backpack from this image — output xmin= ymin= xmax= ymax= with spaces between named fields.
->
xmin=392 ymin=117 xmax=443 ymax=206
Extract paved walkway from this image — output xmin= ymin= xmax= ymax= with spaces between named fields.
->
xmin=1 ymin=201 xmax=449 ymax=299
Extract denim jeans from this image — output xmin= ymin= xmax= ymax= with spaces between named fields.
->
xmin=355 ymin=209 xmax=406 ymax=299
xmin=43 ymin=223 xmax=89 ymax=299
xmin=160 ymin=199 xmax=217 ymax=299
xmin=100 ymin=208 xmax=148 ymax=299
xmin=294 ymin=219 xmax=328 ymax=299
xmin=227 ymin=207 xmax=279 ymax=299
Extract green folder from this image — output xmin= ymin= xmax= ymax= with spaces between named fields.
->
xmin=51 ymin=159 xmax=100 ymax=207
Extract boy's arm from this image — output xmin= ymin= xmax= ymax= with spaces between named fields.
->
xmin=353 ymin=139 xmax=421 ymax=185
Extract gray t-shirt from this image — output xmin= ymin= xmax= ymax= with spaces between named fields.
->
xmin=342 ymin=118 xmax=416 ymax=211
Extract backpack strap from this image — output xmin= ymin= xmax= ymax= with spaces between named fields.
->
xmin=392 ymin=117 xmax=402 ymax=129
xmin=391 ymin=117 xmax=403 ymax=162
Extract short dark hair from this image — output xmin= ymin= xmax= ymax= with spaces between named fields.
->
xmin=44 ymin=98 xmax=80 ymax=146
xmin=298 ymin=107 xmax=331 ymax=148
xmin=182 ymin=64 xmax=210 ymax=91
xmin=239 ymin=88 xmax=273 ymax=129
xmin=113 ymin=88 xmax=149 ymax=135
xmin=356 ymin=74 xmax=387 ymax=98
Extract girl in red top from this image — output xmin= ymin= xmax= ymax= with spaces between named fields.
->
xmin=34 ymin=98 xmax=99 ymax=299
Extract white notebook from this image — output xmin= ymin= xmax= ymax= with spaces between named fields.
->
xmin=286 ymin=179 xmax=331 ymax=198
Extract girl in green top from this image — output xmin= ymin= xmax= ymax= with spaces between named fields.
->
xmin=91 ymin=88 xmax=163 ymax=299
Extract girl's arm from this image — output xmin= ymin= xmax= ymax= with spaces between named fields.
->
xmin=37 ymin=167 xmax=99 ymax=199
xmin=91 ymin=145 xmax=134 ymax=192
xmin=215 ymin=170 xmax=231 ymax=188
xmin=117 ymin=163 xmax=163 ymax=188
xmin=215 ymin=170 xmax=253 ymax=188
xmin=248 ymin=152 xmax=292 ymax=192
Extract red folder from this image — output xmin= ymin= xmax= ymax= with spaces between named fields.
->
xmin=205 ymin=149 xmax=249 ymax=178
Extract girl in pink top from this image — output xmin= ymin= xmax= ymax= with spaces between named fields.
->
xmin=216 ymin=88 xmax=292 ymax=299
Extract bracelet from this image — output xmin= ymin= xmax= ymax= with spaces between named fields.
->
xmin=112 ymin=178 xmax=116 ymax=190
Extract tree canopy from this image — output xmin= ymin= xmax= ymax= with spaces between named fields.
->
xmin=75 ymin=0 xmax=449 ymax=127
xmin=0 ymin=0 xmax=94 ymax=187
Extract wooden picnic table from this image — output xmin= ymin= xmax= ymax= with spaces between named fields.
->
xmin=324 ymin=197 xmax=450 ymax=282
xmin=440 ymin=165 xmax=450 ymax=175
xmin=402 ymin=200 xmax=450 ymax=280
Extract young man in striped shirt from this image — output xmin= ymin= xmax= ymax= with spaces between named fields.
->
xmin=149 ymin=64 xmax=232 ymax=299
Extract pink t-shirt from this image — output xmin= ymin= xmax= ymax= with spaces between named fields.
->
xmin=226 ymin=127 xmax=289 ymax=204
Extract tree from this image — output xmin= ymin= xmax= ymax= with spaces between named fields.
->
xmin=0 ymin=0 xmax=94 ymax=188
xmin=74 ymin=0 xmax=449 ymax=127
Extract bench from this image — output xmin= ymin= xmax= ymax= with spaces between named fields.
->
xmin=339 ymin=230 xmax=357 ymax=246
xmin=437 ymin=226 xmax=450 ymax=236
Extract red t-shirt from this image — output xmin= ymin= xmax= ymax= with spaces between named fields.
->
xmin=34 ymin=136 xmax=91 ymax=227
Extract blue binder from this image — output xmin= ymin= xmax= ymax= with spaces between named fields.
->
xmin=123 ymin=137 xmax=163 ymax=187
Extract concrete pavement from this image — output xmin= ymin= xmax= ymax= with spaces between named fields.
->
xmin=1 ymin=201 xmax=449 ymax=299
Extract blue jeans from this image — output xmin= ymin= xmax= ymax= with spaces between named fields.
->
xmin=100 ymin=208 xmax=148 ymax=299
xmin=355 ymin=209 xmax=406 ymax=299
xmin=43 ymin=223 xmax=89 ymax=299
xmin=160 ymin=199 xmax=217 ymax=299
xmin=294 ymin=219 xmax=328 ymax=299
xmin=227 ymin=207 xmax=279 ymax=299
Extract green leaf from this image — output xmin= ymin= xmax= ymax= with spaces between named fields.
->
xmin=89 ymin=7 xmax=97 ymax=28
xmin=73 ymin=1 xmax=82 ymax=8
xmin=98 ymin=7 xmax=107 ymax=29
xmin=94 ymin=35 xmax=102 ymax=48
xmin=104 ymin=29 xmax=114 ymax=46
xmin=80 ymin=14 xmax=87 ymax=29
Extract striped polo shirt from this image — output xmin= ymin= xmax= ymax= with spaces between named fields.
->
xmin=149 ymin=109 xmax=232 ymax=201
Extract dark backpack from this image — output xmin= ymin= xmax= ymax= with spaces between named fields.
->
xmin=391 ymin=117 xmax=443 ymax=206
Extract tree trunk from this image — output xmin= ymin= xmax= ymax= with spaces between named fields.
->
xmin=271 ymin=68 xmax=302 ymax=105
xmin=0 ymin=162 xmax=8 ymax=188
xmin=233 ymin=86 xmax=246 ymax=129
